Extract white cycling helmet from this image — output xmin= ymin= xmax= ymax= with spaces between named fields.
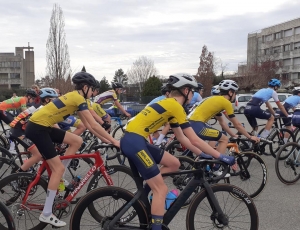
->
xmin=211 ymin=85 xmax=220 ymax=95
xmin=219 ymin=79 xmax=239 ymax=91
xmin=167 ymin=73 xmax=198 ymax=89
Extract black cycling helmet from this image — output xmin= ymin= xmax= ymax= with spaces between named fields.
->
xmin=112 ymin=82 xmax=123 ymax=89
xmin=161 ymin=85 xmax=170 ymax=95
xmin=293 ymin=87 xmax=300 ymax=95
xmin=26 ymin=89 xmax=38 ymax=98
xmin=196 ymin=83 xmax=204 ymax=90
xmin=72 ymin=72 xmax=97 ymax=87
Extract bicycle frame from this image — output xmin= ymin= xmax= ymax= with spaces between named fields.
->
xmin=21 ymin=151 xmax=113 ymax=209
xmin=105 ymin=160 xmax=229 ymax=230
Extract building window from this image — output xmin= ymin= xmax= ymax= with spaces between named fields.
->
xmin=282 ymin=73 xmax=290 ymax=80
xmin=295 ymin=42 xmax=300 ymax=50
xmin=283 ymin=59 xmax=291 ymax=66
xmin=265 ymin=48 xmax=271 ymax=55
xmin=273 ymin=46 xmax=281 ymax=53
xmin=295 ymin=27 xmax=300 ymax=35
xmin=284 ymin=44 xmax=290 ymax=51
xmin=275 ymin=32 xmax=281 ymax=39
xmin=10 ymin=73 xmax=20 ymax=79
xmin=265 ymin=34 xmax=273 ymax=41
xmin=284 ymin=29 xmax=293 ymax=37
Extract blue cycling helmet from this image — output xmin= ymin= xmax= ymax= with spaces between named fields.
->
xmin=268 ymin=78 xmax=281 ymax=87
xmin=39 ymin=88 xmax=58 ymax=98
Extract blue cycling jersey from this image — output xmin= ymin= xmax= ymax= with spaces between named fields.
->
xmin=147 ymin=95 xmax=166 ymax=106
xmin=284 ymin=95 xmax=300 ymax=108
xmin=189 ymin=92 xmax=202 ymax=106
xmin=250 ymin=88 xmax=279 ymax=105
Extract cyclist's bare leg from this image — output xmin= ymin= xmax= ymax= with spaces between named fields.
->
xmin=216 ymin=133 xmax=229 ymax=155
xmin=261 ymin=115 xmax=274 ymax=138
xmin=208 ymin=140 xmax=217 ymax=148
xmin=159 ymin=151 xmax=180 ymax=174
xmin=284 ymin=125 xmax=292 ymax=143
xmin=20 ymin=146 xmax=42 ymax=171
xmin=63 ymin=132 xmax=83 ymax=156
xmin=47 ymin=156 xmax=65 ymax=190
xmin=72 ymin=122 xmax=86 ymax=136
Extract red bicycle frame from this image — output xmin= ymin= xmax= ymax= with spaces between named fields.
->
xmin=21 ymin=150 xmax=113 ymax=209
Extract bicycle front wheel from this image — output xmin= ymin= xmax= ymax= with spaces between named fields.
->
xmin=186 ymin=183 xmax=259 ymax=230
xmin=70 ymin=186 xmax=149 ymax=230
xmin=112 ymin=125 xmax=125 ymax=140
xmin=275 ymin=142 xmax=300 ymax=185
xmin=227 ymin=152 xmax=267 ymax=199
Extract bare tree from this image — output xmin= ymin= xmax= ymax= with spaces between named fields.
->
xmin=196 ymin=45 xmax=215 ymax=97
xmin=127 ymin=56 xmax=158 ymax=93
xmin=46 ymin=4 xmax=72 ymax=93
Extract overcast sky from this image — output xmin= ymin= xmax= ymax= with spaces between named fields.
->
xmin=1 ymin=0 xmax=300 ymax=82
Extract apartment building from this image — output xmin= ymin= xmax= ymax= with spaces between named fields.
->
xmin=246 ymin=17 xmax=300 ymax=85
xmin=0 ymin=44 xmax=35 ymax=89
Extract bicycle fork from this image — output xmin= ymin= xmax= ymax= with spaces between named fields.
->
xmin=202 ymin=182 xmax=229 ymax=226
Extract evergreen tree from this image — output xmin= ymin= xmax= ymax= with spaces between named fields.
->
xmin=99 ymin=76 xmax=110 ymax=93
xmin=113 ymin=68 xmax=128 ymax=85
xmin=141 ymin=76 xmax=162 ymax=103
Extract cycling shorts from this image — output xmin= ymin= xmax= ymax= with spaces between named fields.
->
xmin=0 ymin=110 xmax=14 ymax=125
xmin=58 ymin=116 xmax=81 ymax=131
xmin=244 ymin=104 xmax=272 ymax=128
xmin=120 ymin=132 xmax=164 ymax=180
xmin=292 ymin=110 xmax=300 ymax=128
xmin=25 ymin=121 xmax=66 ymax=160
xmin=10 ymin=128 xmax=35 ymax=151
xmin=189 ymin=121 xmax=222 ymax=141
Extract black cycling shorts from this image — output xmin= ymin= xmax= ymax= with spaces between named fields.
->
xmin=0 ymin=110 xmax=14 ymax=125
xmin=25 ymin=121 xmax=66 ymax=160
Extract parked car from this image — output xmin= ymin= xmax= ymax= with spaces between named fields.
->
xmin=260 ymin=93 xmax=292 ymax=111
xmin=234 ymin=94 xmax=253 ymax=114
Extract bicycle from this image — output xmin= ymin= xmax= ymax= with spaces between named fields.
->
xmin=111 ymin=114 xmax=127 ymax=140
xmin=275 ymin=141 xmax=300 ymax=185
xmin=70 ymin=158 xmax=259 ymax=230
xmin=0 ymin=144 xmax=136 ymax=230
xmin=0 ymin=119 xmax=11 ymax=150
xmin=0 ymin=200 xmax=16 ymax=230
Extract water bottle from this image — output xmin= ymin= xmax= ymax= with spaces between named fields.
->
xmin=66 ymin=176 xmax=81 ymax=191
xmin=58 ymin=179 xmax=65 ymax=192
xmin=165 ymin=189 xmax=179 ymax=210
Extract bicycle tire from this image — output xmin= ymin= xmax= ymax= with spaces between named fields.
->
xmin=275 ymin=142 xmax=300 ymax=185
xmin=70 ymin=186 xmax=149 ymax=230
xmin=186 ymin=183 xmax=259 ymax=230
xmin=0 ymin=157 xmax=20 ymax=180
xmin=226 ymin=152 xmax=267 ymax=199
xmin=111 ymin=124 xmax=125 ymax=140
xmin=87 ymin=164 xmax=136 ymax=194
xmin=270 ymin=128 xmax=295 ymax=158
xmin=165 ymin=140 xmax=185 ymax=156
xmin=0 ymin=200 xmax=16 ymax=230
xmin=0 ymin=172 xmax=48 ymax=230
xmin=0 ymin=133 xmax=10 ymax=150
xmin=0 ymin=146 xmax=13 ymax=159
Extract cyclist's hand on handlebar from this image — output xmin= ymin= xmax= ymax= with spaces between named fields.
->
xmin=218 ymin=154 xmax=235 ymax=166
xmin=274 ymin=113 xmax=280 ymax=118
xmin=125 ymin=112 xmax=131 ymax=118
xmin=288 ymin=114 xmax=293 ymax=118
xmin=250 ymin=135 xmax=260 ymax=143
xmin=112 ymin=140 xmax=120 ymax=148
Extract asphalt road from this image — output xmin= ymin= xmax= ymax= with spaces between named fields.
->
xmin=2 ymin=114 xmax=300 ymax=230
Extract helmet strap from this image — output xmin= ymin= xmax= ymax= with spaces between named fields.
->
xmin=177 ymin=88 xmax=190 ymax=105
xmin=81 ymin=85 xmax=90 ymax=99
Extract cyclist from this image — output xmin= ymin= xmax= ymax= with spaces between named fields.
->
xmin=244 ymin=78 xmax=289 ymax=138
xmin=94 ymin=82 xmax=131 ymax=121
xmin=147 ymin=86 xmax=171 ymax=146
xmin=10 ymin=88 xmax=58 ymax=172
xmin=187 ymin=82 xmax=203 ymax=109
xmin=188 ymin=80 xmax=259 ymax=158
xmin=275 ymin=86 xmax=300 ymax=143
xmin=121 ymin=73 xmax=235 ymax=230
xmin=25 ymin=71 xmax=120 ymax=227
xmin=211 ymin=85 xmax=220 ymax=95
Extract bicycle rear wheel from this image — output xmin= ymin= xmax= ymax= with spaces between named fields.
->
xmin=0 ymin=200 xmax=16 ymax=230
xmin=186 ymin=183 xmax=259 ymax=230
xmin=0 ymin=157 xmax=19 ymax=181
xmin=275 ymin=142 xmax=300 ymax=185
xmin=269 ymin=128 xmax=295 ymax=158
xmin=0 ymin=172 xmax=48 ymax=230
xmin=70 ymin=186 xmax=149 ymax=230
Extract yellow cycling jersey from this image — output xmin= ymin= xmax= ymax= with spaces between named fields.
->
xmin=88 ymin=100 xmax=107 ymax=117
xmin=188 ymin=96 xmax=235 ymax=123
xmin=30 ymin=91 xmax=92 ymax=127
xmin=125 ymin=98 xmax=190 ymax=138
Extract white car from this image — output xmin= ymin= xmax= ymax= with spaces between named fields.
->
xmin=260 ymin=93 xmax=292 ymax=111
xmin=234 ymin=94 xmax=253 ymax=114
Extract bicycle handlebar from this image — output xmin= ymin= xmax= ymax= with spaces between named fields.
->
xmin=229 ymin=136 xmax=272 ymax=144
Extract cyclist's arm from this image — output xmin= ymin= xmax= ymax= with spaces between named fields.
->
xmin=89 ymin=109 xmax=104 ymax=125
xmin=265 ymin=101 xmax=275 ymax=115
xmin=216 ymin=115 xmax=236 ymax=137
xmin=78 ymin=110 xmax=118 ymax=146
xmin=276 ymin=102 xmax=289 ymax=117
xmin=181 ymin=127 xmax=222 ymax=158
xmin=229 ymin=116 xmax=257 ymax=141
xmin=114 ymin=100 xmax=131 ymax=117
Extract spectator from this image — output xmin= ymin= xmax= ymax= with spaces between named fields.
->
xmin=30 ymin=84 xmax=42 ymax=108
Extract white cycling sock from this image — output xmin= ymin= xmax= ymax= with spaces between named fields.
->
xmin=9 ymin=141 xmax=15 ymax=151
xmin=156 ymin=134 xmax=166 ymax=145
xmin=284 ymin=138 xmax=288 ymax=144
xmin=62 ymin=159 xmax=72 ymax=178
xmin=260 ymin=129 xmax=270 ymax=138
xmin=42 ymin=189 xmax=56 ymax=217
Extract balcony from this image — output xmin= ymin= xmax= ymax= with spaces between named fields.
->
xmin=292 ymin=64 xmax=300 ymax=71
xmin=282 ymin=66 xmax=291 ymax=72
xmin=0 ymin=78 xmax=22 ymax=84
